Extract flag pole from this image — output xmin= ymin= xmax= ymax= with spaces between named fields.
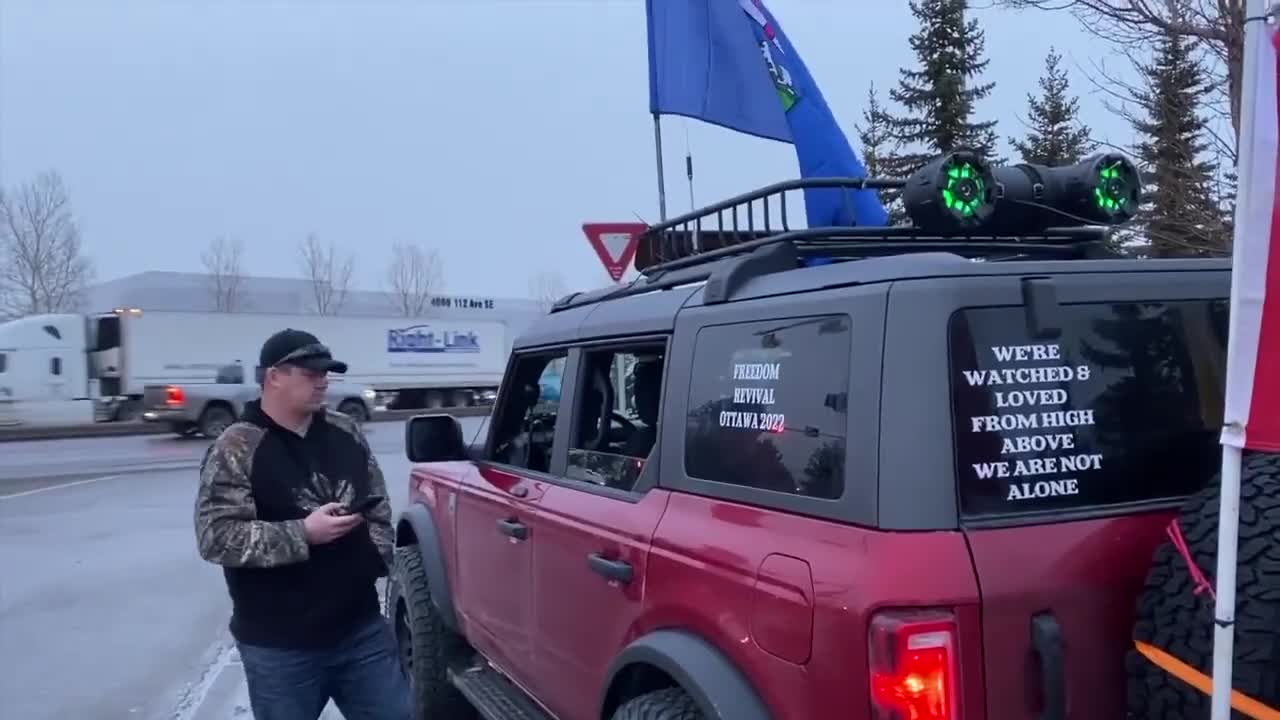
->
xmin=686 ymin=150 xmax=695 ymax=211
xmin=687 ymin=148 xmax=699 ymax=250
xmin=1209 ymin=445 xmax=1244 ymax=720
xmin=1209 ymin=1 xmax=1272 ymax=717
xmin=653 ymin=114 xmax=668 ymax=221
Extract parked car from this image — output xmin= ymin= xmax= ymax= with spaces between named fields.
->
xmin=385 ymin=155 xmax=1271 ymax=720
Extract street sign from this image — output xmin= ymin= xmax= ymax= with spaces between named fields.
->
xmin=582 ymin=222 xmax=647 ymax=282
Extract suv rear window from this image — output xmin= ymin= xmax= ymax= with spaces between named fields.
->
xmin=685 ymin=314 xmax=850 ymax=500
xmin=950 ymin=299 xmax=1228 ymax=517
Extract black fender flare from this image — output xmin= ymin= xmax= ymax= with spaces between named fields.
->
xmin=600 ymin=629 xmax=772 ymax=720
xmin=395 ymin=503 xmax=460 ymax=633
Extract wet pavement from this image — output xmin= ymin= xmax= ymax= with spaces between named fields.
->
xmin=0 ymin=416 xmax=487 ymax=720
xmin=0 ymin=433 xmax=212 ymax=483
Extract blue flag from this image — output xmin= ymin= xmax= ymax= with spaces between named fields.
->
xmin=646 ymin=0 xmax=888 ymax=227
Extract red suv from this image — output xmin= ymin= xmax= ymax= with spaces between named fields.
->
xmin=385 ymin=157 xmax=1256 ymax=720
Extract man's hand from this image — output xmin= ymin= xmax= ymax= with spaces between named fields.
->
xmin=303 ymin=502 xmax=364 ymax=545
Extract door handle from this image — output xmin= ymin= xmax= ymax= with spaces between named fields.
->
xmin=588 ymin=553 xmax=633 ymax=584
xmin=496 ymin=518 xmax=528 ymax=540
xmin=1030 ymin=612 xmax=1065 ymax=720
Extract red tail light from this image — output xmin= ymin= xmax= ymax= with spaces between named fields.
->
xmin=166 ymin=386 xmax=185 ymax=406
xmin=869 ymin=610 xmax=960 ymax=720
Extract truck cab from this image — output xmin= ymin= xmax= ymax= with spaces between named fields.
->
xmin=0 ymin=313 xmax=94 ymax=427
xmin=0 ymin=308 xmax=188 ymax=426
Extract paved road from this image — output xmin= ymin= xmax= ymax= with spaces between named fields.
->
xmin=0 ymin=433 xmax=211 ymax=485
xmin=0 ymin=416 xmax=488 ymax=720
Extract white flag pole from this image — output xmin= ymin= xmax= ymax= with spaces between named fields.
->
xmin=1209 ymin=446 xmax=1244 ymax=720
xmin=1210 ymin=2 xmax=1273 ymax=717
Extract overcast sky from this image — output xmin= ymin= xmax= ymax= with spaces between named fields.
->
xmin=1 ymin=0 xmax=1142 ymax=300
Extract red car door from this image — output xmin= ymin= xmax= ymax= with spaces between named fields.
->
xmin=965 ymin=515 xmax=1175 ymax=719
xmin=453 ymin=348 xmax=570 ymax=688
xmin=526 ymin=480 xmax=670 ymax=720
xmin=453 ymin=464 xmax=539 ymax=683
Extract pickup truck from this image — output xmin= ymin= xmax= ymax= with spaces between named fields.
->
xmin=140 ymin=362 xmax=375 ymax=438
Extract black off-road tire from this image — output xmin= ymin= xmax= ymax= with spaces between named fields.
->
xmin=385 ymin=545 xmax=475 ymax=720
xmin=1125 ymin=452 xmax=1280 ymax=719
xmin=611 ymin=687 xmax=703 ymax=720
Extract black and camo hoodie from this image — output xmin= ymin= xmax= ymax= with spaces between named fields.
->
xmin=193 ymin=399 xmax=393 ymax=649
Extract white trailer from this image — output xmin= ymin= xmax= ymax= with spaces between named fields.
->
xmin=0 ymin=308 xmax=523 ymax=427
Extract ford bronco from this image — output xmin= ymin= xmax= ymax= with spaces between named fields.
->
xmin=384 ymin=152 xmax=1276 ymax=719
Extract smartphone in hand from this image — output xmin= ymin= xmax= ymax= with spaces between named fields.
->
xmin=340 ymin=495 xmax=384 ymax=516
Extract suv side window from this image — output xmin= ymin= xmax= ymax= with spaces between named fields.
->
xmin=685 ymin=315 xmax=851 ymax=500
xmin=950 ymin=298 xmax=1228 ymax=517
xmin=489 ymin=351 xmax=567 ymax=473
xmin=567 ymin=343 xmax=666 ymax=492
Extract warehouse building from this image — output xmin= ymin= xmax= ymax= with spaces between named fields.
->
xmin=84 ymin=271 xmax=546 ymax=328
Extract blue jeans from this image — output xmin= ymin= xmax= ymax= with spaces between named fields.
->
xmin=237 ymin=616 xmax=412 ymax=720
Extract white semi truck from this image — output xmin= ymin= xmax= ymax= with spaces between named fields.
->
xmin=0 ymin=308 xmax=522 ymax=429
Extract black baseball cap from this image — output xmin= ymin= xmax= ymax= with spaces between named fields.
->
xmin=259 ymin=329 xmax=348 ymax=374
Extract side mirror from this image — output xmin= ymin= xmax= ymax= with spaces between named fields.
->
xmin=405 ymin=414 xmax=469 ymax=463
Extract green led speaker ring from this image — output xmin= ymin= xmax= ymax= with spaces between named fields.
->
xmin=1090 ymin=155 xmax=1140 ymax=220
xmin=1039 ymin=152 xmax=1140 ymax=227
xmin=903 ymin=151 xmax=997 ymax=234
xmin=943 ymin=162 xmax=986 ymax=217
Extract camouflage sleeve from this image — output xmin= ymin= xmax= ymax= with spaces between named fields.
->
xmin=193 ymin=425 xmax=311 ymax=568
xmin=327 ymin=410 xmax=394 ymax=575
xmin=359 ymin=427 xmax=394 ymax=575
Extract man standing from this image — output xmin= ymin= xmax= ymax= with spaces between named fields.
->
xmin=194 ymin=329 xmax=411 ymax=720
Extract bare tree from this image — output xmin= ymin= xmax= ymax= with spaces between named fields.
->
xmin=298 ymin=233 xmax=355 ymax=315
xmin=0 ymin=171 xmax=94 ymax=319
xmin=529 ymin=270 xmax=569 ymax=312
xmin=386 ymin=242 xmax=443 ymax=317
xmin=995 ymin=0 xmax=1246 ymax=161
xmin=201 ymin=236 xmax=247 ymax=312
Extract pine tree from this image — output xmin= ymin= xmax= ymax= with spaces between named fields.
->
xmin=1012 ymin=48 xmax=1095 ymax=166
xmin=1128 ymin=28 xmax=1229 ymax=257
xmin=1218 ymin=159 xmax=1238 ymax=245
xmin=856 ymin=83 xmax=892 ymax=179
xmin=855 ymin=83 xmax=908 ymax=224
xmin=880 ymin=0 xmax=1000 ymax=183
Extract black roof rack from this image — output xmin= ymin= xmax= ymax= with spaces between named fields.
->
xmin=634 ymin=176 xmax=1114 ymax=274
xmin=551 ymin=176 xmax=1118 ymax=314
